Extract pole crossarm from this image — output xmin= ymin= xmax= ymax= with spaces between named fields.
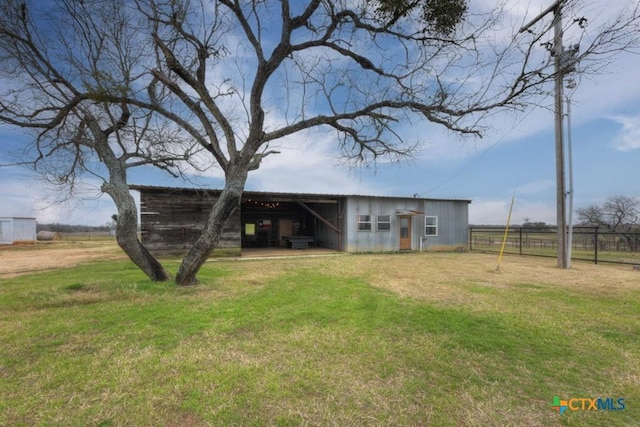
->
xmin=519 ymin=0 xmax=563 ymax=33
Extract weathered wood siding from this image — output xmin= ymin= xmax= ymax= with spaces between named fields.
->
xmin=138 ymin=188 xmax=241 ymax=256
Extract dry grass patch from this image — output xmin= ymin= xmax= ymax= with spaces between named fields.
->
xmin=0 ymin=240 xmax=125 ymax=278
xmin=333 ymin=252 xmax=640 ymax=301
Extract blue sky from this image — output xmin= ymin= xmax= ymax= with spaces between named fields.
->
xmin=1 ymin=0 xmax=639 ymax=226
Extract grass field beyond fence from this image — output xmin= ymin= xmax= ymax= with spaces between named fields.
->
xmin=470 ymin=226 xmax=640 ymax=265
xmin=1 ymin=250 xmax=639 ymax=426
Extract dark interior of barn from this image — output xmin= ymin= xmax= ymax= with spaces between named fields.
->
xmin=240 ymin=195 xmax=341 ymax=250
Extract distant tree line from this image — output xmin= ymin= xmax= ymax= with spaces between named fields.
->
xmin=522 ymin=220 xmax=548 ymax=233
xmin=36 ymin=223 xmax=114 ymax=233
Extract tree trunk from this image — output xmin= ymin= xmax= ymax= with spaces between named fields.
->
xmin=175 ymin=166 xmax=248 ymax=286
xmin=83 ymin=115 xmax=171 ymax=282
xmin=104 ymin=181 xmax=172 ymax=282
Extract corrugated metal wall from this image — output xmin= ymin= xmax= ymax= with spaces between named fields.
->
xmin=341 ymin=197 xmax=469 ymax=252
xmin=0 ymin=219 xmax=11 ymax=244
xmin=343 ymin=197 xmax=424 ymax=252
xmin=423 ymin=200 xmax=469 ymax=249
xmin=0 ymin=217 xmax=36 ymax=244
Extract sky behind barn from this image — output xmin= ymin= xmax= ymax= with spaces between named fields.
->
xmin=1 ymin=0 xmax=639 ymax=226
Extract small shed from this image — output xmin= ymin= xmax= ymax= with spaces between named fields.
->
xmin=0 ymin=217 xmax=37 ymax=245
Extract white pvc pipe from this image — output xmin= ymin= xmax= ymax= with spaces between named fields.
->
xmin=566 ymin=92 xmax=574 ymax=268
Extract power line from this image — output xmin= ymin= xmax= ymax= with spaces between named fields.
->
xmin=416 ymin=107 xmax=540 ymax=198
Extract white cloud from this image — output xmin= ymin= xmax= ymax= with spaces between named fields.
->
xmin=31 ymin=196 xmax=117 ymax=226
xmin=0 ymin=170 xmax=117 ymax=226
xmin=0 ymin=179 xmax=40 ymax=219
xmin=470 ymin=197 xmax=557 ymax=225
xmin=517 ymin=179 xmax=555 ymax=195
xmin=245 ymin=130 xmax=383 ymax=195
xmin=609 ymin=114 xmax=640 ymax=152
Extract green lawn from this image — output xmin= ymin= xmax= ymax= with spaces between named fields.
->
xmin=1 ymin=252 xmax=639 ymax=426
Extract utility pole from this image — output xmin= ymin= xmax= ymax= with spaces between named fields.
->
xmin=520 ymin=0 xmax=568 ymax=268
xmin=553 ymin=6 xmax=568 ymax=269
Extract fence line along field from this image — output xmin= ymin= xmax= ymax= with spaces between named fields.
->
xmin=470 ymin=226 xmax=640 ymax=265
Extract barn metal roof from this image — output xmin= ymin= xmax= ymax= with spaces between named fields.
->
xmin=128 ymin=184 xmax=471 ymax=204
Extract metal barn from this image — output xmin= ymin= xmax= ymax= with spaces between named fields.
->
xmin=0 ymin=217 xmax=37 ymax=245
xmin=131 ymin=185 xmax=470 ymax=256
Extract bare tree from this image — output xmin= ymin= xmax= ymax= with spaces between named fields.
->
xmin=0 ymin=0 xmax=202 ymax=281
xmin=124 ymin=0 xmax=639 ymax=284
xmin=578 ymin=196 xmax=639 ymax=230
xmin=578 ymin=196 xmax=640 ymax=251
xmin=576 ymin=204 xmax=606 ymax=226
xmin=603 ymin=196 xmax=639 ymax=232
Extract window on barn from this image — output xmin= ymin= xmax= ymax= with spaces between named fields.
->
xmin=357 ymin=215 xmax=372 ymax=231
xmin=377 ymin=215 xmax=391 ymax=231
xmin=425 ymin=216 xmax=438 ymax=236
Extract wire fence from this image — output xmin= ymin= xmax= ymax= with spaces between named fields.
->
xmin=60 ymin=232 xmax=116 ymax=241
xmin=469 ymin=226 xmax=640 ymax=266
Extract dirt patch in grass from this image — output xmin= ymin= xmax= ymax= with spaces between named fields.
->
xmin=0 ymin=241 xmax=125 ymax=278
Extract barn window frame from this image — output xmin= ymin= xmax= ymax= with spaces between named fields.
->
xmin=425 ymin=216 xmax=438 ymax=237
xmin=357 ymin=214 xmax=372 ymax=231
xmin=377 ymin=214 xmax=391 ymax=231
